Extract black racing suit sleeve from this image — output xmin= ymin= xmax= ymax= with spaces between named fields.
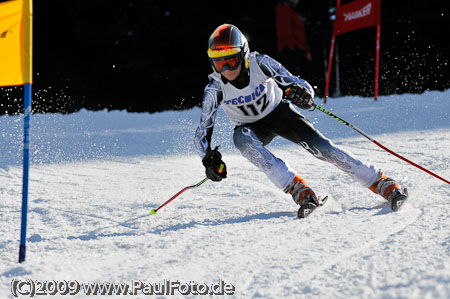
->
xmin=194 ymin=79 xmax=222 ymax=158
xmin=256 ymin=53 xmax=315 ymax=97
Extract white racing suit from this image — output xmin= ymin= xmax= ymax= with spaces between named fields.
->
xmin=194 ymin=52 xmax=380 ymax=190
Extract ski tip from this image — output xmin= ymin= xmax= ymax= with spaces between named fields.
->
xmin=150 ymin=209 xmax=158 ymax=215
xmin=319 ymin=195 xmax=329 ymax=206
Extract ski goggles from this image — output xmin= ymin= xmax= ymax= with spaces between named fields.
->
xmin=209 ymin=53 xmax=243 ymax=73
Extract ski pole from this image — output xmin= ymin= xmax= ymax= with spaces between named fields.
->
xmin=314 ymin=104 xmax=450 ymax=185
xmin=151 ymin=178 xmax=209 ymax=215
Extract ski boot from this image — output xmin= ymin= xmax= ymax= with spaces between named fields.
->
xmin=369 ymin=173 xmax=408 ymax=212
xmin=390 ymin=188 xmax=409 ymax=212
xmin=297 ymin=194 xmax=328 ymax=218
xmin=284 ymin=174 xmax=327 ymax=218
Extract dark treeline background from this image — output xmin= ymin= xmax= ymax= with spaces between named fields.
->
xmin=0 ymin=0 xmax=449 ymax=115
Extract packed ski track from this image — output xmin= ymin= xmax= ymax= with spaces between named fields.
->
xmin=1 ymin=90 xmax=450 ymax=298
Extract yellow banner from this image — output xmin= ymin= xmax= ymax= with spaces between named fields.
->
xmin=0 ymin=0 xmax=32 ymax=86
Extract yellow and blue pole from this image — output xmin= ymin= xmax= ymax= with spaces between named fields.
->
xmin=19 ymin=83 xmax=31 ymax=263
xmin=19 ymin=0 xmax=33 ymax=263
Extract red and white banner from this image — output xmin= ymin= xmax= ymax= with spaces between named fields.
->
xmin=334 ymin=0 xmax=380 ymax=35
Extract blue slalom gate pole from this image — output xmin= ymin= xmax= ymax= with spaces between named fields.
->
xmin=19 ymin=83 xmax=32 ymax=263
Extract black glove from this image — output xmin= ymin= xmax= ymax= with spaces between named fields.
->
xmin=285 ymin=84 xmax=314 ymax=109
xmin=202 ymin=146 xmax=227 ymax=182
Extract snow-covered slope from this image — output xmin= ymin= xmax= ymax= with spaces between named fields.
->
xmin=1 ymin=91 xmax=449 ymax=298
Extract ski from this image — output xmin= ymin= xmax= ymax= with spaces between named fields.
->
xmin=390 ymin=188 xmax=409 ymax=212
xmin=297 ymin=196 xmax=328 ymax=219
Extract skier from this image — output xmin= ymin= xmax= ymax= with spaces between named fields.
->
xmin=194 ymin=24 xmax=408 ymax=216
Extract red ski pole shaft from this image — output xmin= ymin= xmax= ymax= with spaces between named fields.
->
xmin=372 ymin=140 xmax=450 ymax=185
xmin=314 ymin=104 xmax=450 ymax=185
xmin=151 ymin=178 xmax=209 ymax=215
